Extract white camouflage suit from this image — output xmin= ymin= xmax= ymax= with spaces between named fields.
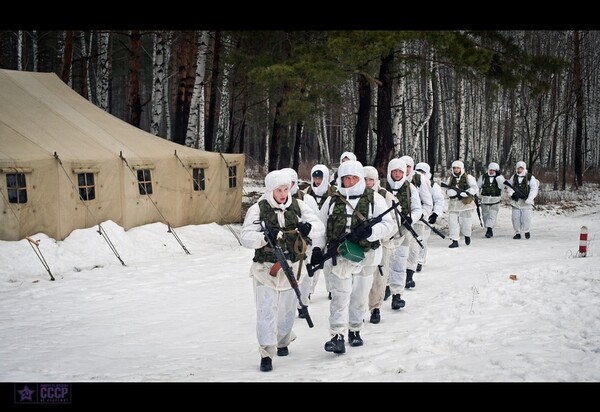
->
xmin=477 ymin=162 xmax=506 ymax=234
xmin=445 ymin=160 xmax=479 ymax=245
xmin=363 ymin=166 xmax=400 ymax=313
xmin=280 ymin=167 xmax=320 ymax=315
xmin=240 ymin=170 xmax=325 ymax=361
xmin=303 ymin=164 xmax=334 ymax=297
xmin=383 ymin=158 xmax=422 ymax=297
xmin=507 ymin=161 xmax=539 ymax=238
xmin=400 ymin=155 xmax=432 ymax=281
xmin=415 ymin=162 xmax=445 ymax=268
xmin=319 ymin=160 xmax=395 ymax=339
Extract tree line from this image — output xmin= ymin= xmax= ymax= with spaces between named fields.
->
xmin=1 ymin=30 xmax=598 ymax=188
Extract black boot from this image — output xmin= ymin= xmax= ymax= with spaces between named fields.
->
xmin=277 ymin=347 xmax=289 ymax=357
xmin=260 ymin=357 xmax=272 ymax=372
xmin=391 ymin=294 xmax=406 ymax=310
xmin=513 ymin=233 xmax=521 ymax=239
xmin=324 ymin=334 xmax=345 ymax=354
xmin=416 ymin=263 xmax=423 ymax=272
xmin=449 ymin=240 xmax=459 ymax=248
xmin=405 ymin=269 xmax=415 ymax=289
xmin=348 ymin=331 xmax=364 ymax=347
xmin=485 ymin=227 xmax=493 ymax=238
xmin=465 ymin=236 xmax=471 ymax=245
xmin=370 ymin=308 xmax=381 ymax=324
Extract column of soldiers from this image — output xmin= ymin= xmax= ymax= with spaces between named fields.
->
xmin=241 ymin=157 xmax=538 ymax=372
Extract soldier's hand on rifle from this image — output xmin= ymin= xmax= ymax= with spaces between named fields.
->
xmin=309 ymin=247 xmax=324 ymax=273
xmin=428 ymin=212 xmax=438 ymax=224
xmin=460 ymin=191 xmax=470 ymax=198
xmin=511 ymin=192 xmax=519 ymax=201
xmin=447 ymin=188 xmax=458 ymax=198
xmin=348 ymin=225 xmax=373 ymax=243
xmin=264 ymin=228 xmax=279 ymax=245
xmin=297 ymin=221 xmax=312 ymax=237
xmin=402 ymin=213 xmax=413 ymax=225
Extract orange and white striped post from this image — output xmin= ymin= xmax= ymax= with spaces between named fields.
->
xmin=579 ymin=226 xmax=588 ymax=257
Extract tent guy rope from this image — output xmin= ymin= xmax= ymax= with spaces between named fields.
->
xmin=119 ymin=151 xmax=190 ymax=255
xmin=54 ymin=152 xmax=126 ymax=266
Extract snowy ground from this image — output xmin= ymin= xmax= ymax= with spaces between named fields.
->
xmin=1 ymin=182 xmax=599 ymax=389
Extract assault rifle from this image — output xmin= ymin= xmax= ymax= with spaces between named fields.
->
xmin=503 ymin=180 xmax=527 ymax=199
xmin=504 ymin=180 xmax=536 ymax=209
xmin=440 ymin=182 xmax=483 ymax=227
xmin=260 ymin=221 xmax=313 ymax=328
xmin=419 ymin=216 xmax=446 ymax=239
xmin=305 ymin=201 xmax=400 ymax=277
xmin=395 ymin=209 xmax=425 ymax=248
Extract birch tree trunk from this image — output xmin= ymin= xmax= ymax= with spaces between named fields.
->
xmin=97 ymin=31 xmax=111 ymax=112
xmin=186 ymin=30 xmax=210 ymax=148
xmin=79 ymin=31 xmax=89 ymax=100
xmin=151 ymin=31 xmax=167 ymax=137
xmin=17 ymin=31 xmax=23 ymax=71
xmin=573 ymin=30 xmax=584 ymax=188
xmin=32 ymin=31 xmax=38 ymax=71
xmin=456 ymin=77 xmax=466 ymax=161
xmin=410 ymin=51 xmax=434 ymax=160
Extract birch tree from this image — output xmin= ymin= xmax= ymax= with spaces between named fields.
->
xmin=185 ymin=30 xmax=209 ymax=148
xmin=97 ymin=31 xmax=111 ymax=111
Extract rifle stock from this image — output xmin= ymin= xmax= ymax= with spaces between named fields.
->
xmin=306 ymin=201 xmax=400 ymax=276
xmin=260 ymin=221 xmax=314 ymax=328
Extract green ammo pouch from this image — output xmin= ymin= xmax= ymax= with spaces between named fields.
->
xmin=339 ymin=239 xmax=365 ymax=262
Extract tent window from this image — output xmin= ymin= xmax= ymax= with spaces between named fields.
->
xmin=193 ymin=168 xmax=205 ymax=191
xmin=137 ymin=169 xmax=153 ymax=195
xmin=228 ymin=166 xmax=237 ymax=188
xmin=77 ymin=172 xmax=96 ymax=201
xmin=6 ymin=173 xmax=28 ymax=204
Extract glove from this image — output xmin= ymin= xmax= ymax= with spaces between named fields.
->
xmin=447 ymin=189 xmax=457 ymax=198
xmin=428 ymin=213 xmax=438 ymax=224
xmin=263 ymin=228 xmax=279 ymax=245
xmin=297 ymin=221 xmax=312 ymax=237
xmin=402 ymin=214 xmax=412 ymax=225
xmin=525 ymin=199 xmax=534 ymax=205
xmin=511 ymin=192 xmax=519 ymax=201
xmin=348 ymin=225 xmax=373 ymax=243
xmin=460 ymin=191 xmax=470 ymax=198
xmin=309 ymin=247 xmax=324 ymax=273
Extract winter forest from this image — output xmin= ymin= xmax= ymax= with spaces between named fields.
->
xmin=1 ymin=30 xmax=598 ymax=188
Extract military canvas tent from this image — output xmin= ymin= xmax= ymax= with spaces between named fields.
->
xmin=0 ymin=69 xmax=244 ymax=241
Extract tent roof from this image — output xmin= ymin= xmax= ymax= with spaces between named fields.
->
xmin=0 ymin=69 xmax=204 ymax=164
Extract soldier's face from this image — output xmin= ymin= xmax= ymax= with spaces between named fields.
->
xmin=272 ymin=186 xmax=289 ymax=204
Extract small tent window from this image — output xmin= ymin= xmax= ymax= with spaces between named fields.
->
xmin=193 ymin=168 xmax=205 ymax=191
xmin=6 ymin=173 xmax=28 ymax=204
xmin=228 ymin=165 xmax=237 ymax=188
xmin=137 ymin=169 xmax=153 ymax=195
xmin=77 ymin=172 xmax=96 ymax=201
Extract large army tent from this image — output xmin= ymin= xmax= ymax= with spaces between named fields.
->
xmin=0 ymin=69 xmax=244 ymax=241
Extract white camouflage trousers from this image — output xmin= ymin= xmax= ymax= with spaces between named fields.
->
xmin=254 ymin=279 xmax=298 ymax=359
